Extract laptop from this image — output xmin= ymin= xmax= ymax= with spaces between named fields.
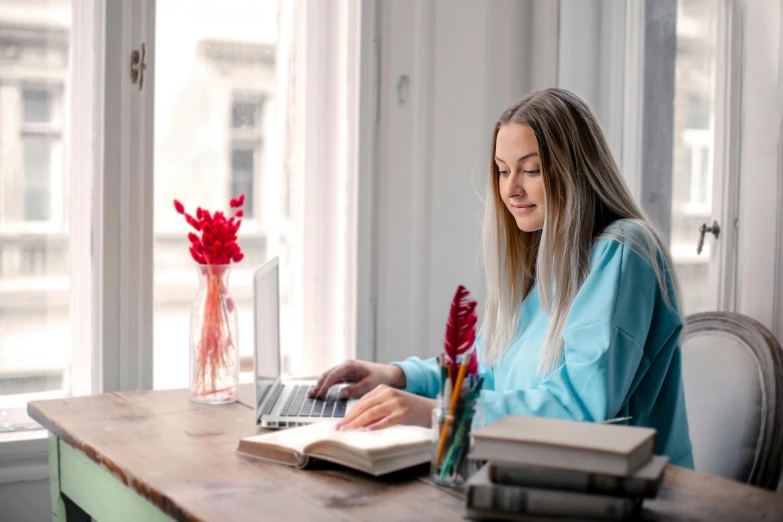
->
xmin=253 ymin=256 xmax=357 ymax=428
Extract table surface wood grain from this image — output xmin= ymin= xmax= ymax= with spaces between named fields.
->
xmin=28 ymin=388 xmax=783 ymax=522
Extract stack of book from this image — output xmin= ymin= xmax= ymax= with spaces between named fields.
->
xmin=465 ymin=415 xmax=668 ymax=521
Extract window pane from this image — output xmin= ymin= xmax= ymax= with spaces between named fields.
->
xmin=669 ymin=0 xmax=717 ymax=314
xmin=231 ymin=148 xmax=255 ymax=218
xmin=153 ymin=0 xmax=281 ymax=390
xmin=232 ymin=101 xmax=260 ymax=130
xmin=23 ymin=138 xmax=52 ymax=221
xmin=0 ymin=0 xmax=72 ymax=431
xmin=23 ymin=89 xmax=53 ymax=124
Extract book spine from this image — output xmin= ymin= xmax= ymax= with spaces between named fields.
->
xmin=468 ymin=482 xmax=639 ymax=520
xmin=489 ymin=464 xmax=653 ymax=498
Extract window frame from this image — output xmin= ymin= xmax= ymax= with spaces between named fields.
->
xmin=1 ymin=0 xmax=155 ymax=480
xmin=620 ymin=0 xmax=741 ymax=313
xmin=285 ymin=0 xmax=370 ymax=376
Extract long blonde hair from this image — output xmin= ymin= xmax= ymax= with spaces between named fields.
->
xmin=482 ymin=88 xmax=684 ymax=373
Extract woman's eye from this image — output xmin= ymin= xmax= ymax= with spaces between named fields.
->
xmin=498 ymin=169 xmax=510 ymax=177
xmin=524 ymin=169 xmax=541 ymax=176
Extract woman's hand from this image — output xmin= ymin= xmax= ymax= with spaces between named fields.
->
xmin=336 ymin=385 xmax=437 ymax=431
xmin=309 ymin=360 xmax=406 ymax=399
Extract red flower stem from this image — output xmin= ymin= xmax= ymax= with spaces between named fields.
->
xmin=194 ymin=267 xmax=233 ymax=398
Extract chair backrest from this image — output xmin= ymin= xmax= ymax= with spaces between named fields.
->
xmin=680 ymin=312 xmax=783 ymax=490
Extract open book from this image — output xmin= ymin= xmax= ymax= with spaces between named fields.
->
xmin=236 ymin=420 xmax=433 ymax=476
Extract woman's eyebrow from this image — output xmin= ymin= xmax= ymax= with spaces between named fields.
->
xmin=515 ymin=152 xmax=538 ymax=163
xmin=494 ymin=152 xmax=538 ymax=164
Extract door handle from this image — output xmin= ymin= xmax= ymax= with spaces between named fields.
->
xmin=130 ymin=43 xmax=147 ymax=90
xmin=696 ymin=220 xmax=720 ymax=255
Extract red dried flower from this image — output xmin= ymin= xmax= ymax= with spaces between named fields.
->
xmin=174 ymin=195 xmax=245 ymax=265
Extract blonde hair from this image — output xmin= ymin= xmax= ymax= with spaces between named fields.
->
xmin=482 ymin=88 xmax=684 ymax=373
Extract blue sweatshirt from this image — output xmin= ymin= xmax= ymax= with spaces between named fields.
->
xmin=392 ymin=226 xmax=695 ymax=468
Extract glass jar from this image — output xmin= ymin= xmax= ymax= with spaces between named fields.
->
xmin=189 ymin=264 xmax=239 ymax=404
xmin=430 ymin=394 xmax=484 ymax=487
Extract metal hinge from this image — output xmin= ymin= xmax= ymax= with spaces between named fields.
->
xmin=130 ymin=43 xmax=147 ymax=90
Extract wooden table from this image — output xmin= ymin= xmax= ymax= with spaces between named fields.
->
xmin=28 ymin=388 xmax=783 ymax=522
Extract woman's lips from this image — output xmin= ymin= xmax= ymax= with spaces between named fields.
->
xmin=512 ymin=204 xmax=536 ymax=214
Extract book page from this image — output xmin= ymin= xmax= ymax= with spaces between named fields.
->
xmin=240 ymin=421 xmax=343 ymax=455
xmin=308 ymin=423 xmax=432 ymax=459
xmin=239 ymin=421 xmax=432 ymax=462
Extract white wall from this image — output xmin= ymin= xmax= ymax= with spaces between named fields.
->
xmin=0 ymin=480 xmax=50 ymax=522
xmin=373 ymin=0 xmax=556 ymax=364
xmin=735 ymin=0 xmax=783 ymax=341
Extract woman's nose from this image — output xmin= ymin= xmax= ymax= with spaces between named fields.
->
xmin=507 ymin=172 xmax=526 ymax=196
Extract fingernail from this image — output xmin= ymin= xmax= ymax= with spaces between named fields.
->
xmin=334 ymin=423 xmax=342 ymax=430
xmin=339 ymin=390 xmax=348 ymax=399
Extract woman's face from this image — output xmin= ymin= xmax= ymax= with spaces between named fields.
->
xmin=495 ymin=123 xmax=545 ymax=232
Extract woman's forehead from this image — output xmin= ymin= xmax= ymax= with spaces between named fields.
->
xmin=495 ymin=123 xmax=538 ymax=161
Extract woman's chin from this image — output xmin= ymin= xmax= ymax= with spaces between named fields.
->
xmin=515 ymin=216 xmax=543 ymax=233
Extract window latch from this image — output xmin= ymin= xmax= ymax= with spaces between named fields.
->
xmin=130 ymin=43 xmax=147 ymax=90
xmin=696 ymin=220 xmax=720 ymax=255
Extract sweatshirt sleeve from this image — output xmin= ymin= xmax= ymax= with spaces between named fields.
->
xmin=391 ymin=334 xmax=496 ymax=398
xmin=478 ymin=237 xmax=666 ymax=425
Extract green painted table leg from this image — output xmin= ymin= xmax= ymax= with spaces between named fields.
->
xmin=48 ymin=433 xmax=66 ymax=521
xmin=54 ymin=437 xmax=175 ymax=522
xmin=49 ymin=434 xmax=90 ymax=522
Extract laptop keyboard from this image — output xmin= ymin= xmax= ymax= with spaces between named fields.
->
xmin=278 ymin=385 xmax=348 ymax=419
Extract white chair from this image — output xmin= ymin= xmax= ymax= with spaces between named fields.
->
xmin=680 ymin=312 xmax=783 ymax=490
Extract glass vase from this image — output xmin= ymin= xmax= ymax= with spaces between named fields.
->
xmin=189 ymin=264 xmax=239 ymax=404
xmin=430 ymin=394 xmax=484 ymax=487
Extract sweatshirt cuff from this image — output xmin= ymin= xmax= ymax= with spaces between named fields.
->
xmin=390 ymin=358 xmax=431 ymax=396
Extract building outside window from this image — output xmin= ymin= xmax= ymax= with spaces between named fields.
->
xmin=0 ymin=0 xmax=71 ymax=430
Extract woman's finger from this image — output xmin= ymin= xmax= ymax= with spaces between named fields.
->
xmin=311 ymin=368 xmax=345 ymax=398
xmin=338 ymin=379 xmax=373 ymax=399
xmin=366 ymin=412 xmax=403 ymax=431
xmin=340 ymin=403 xmax=392 ymax=431
xmin=311 ymin=362 xmax=354 ymax=398
xmin=336 ymin=389 xmax=386 ymax=428
xmin=309 ymin=369 xmax=331 ymax=397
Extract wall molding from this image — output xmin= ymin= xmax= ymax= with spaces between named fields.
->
xmin=0 ymin=434 xmax=48 ymax=485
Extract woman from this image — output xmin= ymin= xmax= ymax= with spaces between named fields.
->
xmin=310 ymin=88 xmax=694 ymax=468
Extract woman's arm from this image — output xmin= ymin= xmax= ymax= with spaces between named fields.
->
xmin=391 ymin=335 xmax=496 ymax=399
xmin=390 ymin=356 xmax=441 ymax=398
xmin=479 ymin=320 xmax=646 ymax=424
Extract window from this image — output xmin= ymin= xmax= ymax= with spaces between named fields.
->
xmin=0 ymin=1 xmax=73 ymax=434
xmin=21 ymin=87 xmax=62 ymax=223
xmin=682 ymin=129 xmax=713 ymax=211
xmin=668 ymin=0 xmax=718 ymax=314
xmin=153 ymin=0 xmax=360 ymax=390
xmin=152 ymin=2 xmax=280 ymax=390
xmin=230 ymin=94 xmax=266 ymax=220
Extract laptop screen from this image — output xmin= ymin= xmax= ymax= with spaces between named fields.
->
xmin=253 ymin=257 xmax=281 ymax=414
